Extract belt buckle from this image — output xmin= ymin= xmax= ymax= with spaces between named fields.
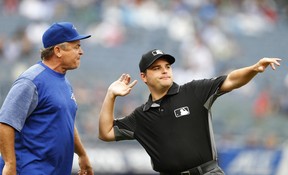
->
xmin=181 ymin=171 xmax=191 ymax=175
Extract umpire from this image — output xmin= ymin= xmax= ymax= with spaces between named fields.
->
xmin=98 ymin=49 xmax=281 ymax=175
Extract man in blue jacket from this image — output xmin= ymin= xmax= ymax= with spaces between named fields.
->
xmin=0 ymin=22 xmax=93 ymax=175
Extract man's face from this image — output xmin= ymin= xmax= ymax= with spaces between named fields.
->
xmin=141 ymin=58 xmax=173 ymax=90
xmin=59 ymin=40 xmax=83 ymax=71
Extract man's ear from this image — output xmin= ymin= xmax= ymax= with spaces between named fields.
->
xmin=53 ymin=46 xmax=61 ymax=57
xmin=140 ymin=72 xmax=147 ymax=83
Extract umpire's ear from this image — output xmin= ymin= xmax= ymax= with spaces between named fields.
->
xmin=140 ymin=72 xmax=147 ymax=84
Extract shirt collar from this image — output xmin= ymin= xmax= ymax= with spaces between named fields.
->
xmin=143 ymin=82 xmax=180 ymax=111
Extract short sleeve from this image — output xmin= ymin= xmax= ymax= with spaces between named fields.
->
xmin=0 ymin=78 xmax=38 ymax=131
xmin=113 ymin=111 xmax=137 ymax=141
xmin=187 ymin=76 xmax=227 ymax=105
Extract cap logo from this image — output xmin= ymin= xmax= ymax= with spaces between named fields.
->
xmin=72 ymin=25 xmax=77 ymax=30
xmin=152 ymin=50 xmax=163 ymax=56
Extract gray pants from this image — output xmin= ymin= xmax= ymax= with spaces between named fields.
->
xmin=203 ymin=165 xmax=225 ymax=175
xmin=159 ymin=163 xmax=225 ymax=175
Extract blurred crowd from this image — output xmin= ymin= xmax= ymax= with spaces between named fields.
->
xmin=1 ymin=0 xmax=288 ymax=149
xmin=0 ymin=0 xmax=283 ymax=61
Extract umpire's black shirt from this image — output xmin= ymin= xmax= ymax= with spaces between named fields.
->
xmin=114 ymin=76 xmax=227 ymax=173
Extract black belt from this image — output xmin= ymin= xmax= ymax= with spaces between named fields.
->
xmin=160 ymin=160 xmax=218 ymax=175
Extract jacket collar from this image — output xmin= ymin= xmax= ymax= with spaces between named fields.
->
xmin=143 ymin=82 xmax=180 ymax=111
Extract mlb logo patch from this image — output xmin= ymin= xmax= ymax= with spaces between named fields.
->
xmin=152 ymin=50 xmax=163 ymax=56
xmin=174 ymin=106 xmax=190 ymax=118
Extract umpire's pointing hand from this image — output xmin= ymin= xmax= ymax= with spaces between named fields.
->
xmin=256 ymin=58 xmax=281 ymax=72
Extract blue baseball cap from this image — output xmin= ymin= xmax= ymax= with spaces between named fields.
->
xmin=42 ymin=22 xmax=91 ymax=48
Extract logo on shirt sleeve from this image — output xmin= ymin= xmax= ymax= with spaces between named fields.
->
xmin=174 ymin=106 xmax=190 ymax=118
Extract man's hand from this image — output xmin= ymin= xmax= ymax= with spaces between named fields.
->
xmin=2 ymin=163 xmax=16 ymax=175
xmin=255 ymin=58 xmax=281 ymax=72
xmin=77 ymin=155 xmax=94 ymax=175
xmin=108 ymin=74 xmax=137 ymax=97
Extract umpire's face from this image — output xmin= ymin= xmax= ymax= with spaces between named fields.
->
xmin=141 ymin=58 xmax=173 ymax=91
